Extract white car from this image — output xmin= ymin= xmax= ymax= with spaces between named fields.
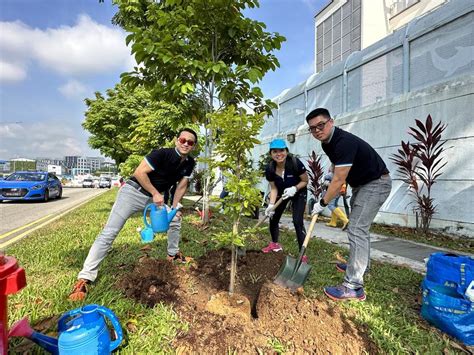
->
xmin=82 ymin=178 xmax=94 ymax=188
xmin=99 ymin=178 xmax=111 ymax=188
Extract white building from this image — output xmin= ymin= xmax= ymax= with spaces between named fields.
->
xmin=315 ymin=0 xmax=447 ymax=73
xmin=254 ymin=0 xmax=473 ymax=236
xmin=48 ymin=165 xmax=63 ymax=176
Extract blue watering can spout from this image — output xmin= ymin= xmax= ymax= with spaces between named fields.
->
xmin=167 ymin=208 xmax=178 ymax=223
xmin=9 ymin=318 xmax=59 ymax=354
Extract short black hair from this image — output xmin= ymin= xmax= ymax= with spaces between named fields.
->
xmin=178 ymin=128 xmax=198 ymax=143
xmin=306 ymin=108 xmax=331 ymax=123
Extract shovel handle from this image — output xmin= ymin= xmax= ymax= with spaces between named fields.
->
xmin=253 ymin=197 xmax=284 ymax=229
xmin=302 ymin=214 xmax=318 ymax=249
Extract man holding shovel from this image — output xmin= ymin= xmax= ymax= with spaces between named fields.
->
xmin=307 ymin=108 xmax=391 ymax=301
xmin=68 ymin=128 xmax=197 ymax=301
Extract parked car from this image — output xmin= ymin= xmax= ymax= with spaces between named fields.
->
xmin=82 ymin=178 xmax=94 ymax=188
xmin=99 ymin=177 xmax=111 ymax=188
xmin=0 ymin=171 xmax=62 ymax=202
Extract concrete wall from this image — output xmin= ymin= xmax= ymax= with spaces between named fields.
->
xmin=361 ymin=0 xmax=388 ymax=48
xmin=253 ymin=75 xmax=474 ymax=237
xmin=388 ymin=0 xmax=446 ymax=31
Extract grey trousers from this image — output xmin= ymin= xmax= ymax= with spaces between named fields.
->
xmin=343 ymin=175 xmax=392 ymax=289
xmin=78 ymin=184 xmax=182 ymax=282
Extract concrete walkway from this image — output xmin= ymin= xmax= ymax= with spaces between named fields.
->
xmin=183 ymin=195 xmax=472 ymax=274
xmin=278 ymin=215 xmax=472 ymax=274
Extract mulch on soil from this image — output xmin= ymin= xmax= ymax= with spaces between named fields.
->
xmin=118 ymin=248 xmax=377 ymax=353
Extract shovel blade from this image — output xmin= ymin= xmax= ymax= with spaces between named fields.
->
xmin=274 ymin=255 xmax=312 ymax=290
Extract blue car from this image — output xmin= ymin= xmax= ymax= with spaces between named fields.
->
xmin=0 ymin=171 xmax=62 ymax=202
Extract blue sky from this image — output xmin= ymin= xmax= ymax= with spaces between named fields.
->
xmin=0 ymin=0 xmax=326 ymax=161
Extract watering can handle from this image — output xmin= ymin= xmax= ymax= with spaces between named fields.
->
xmin=96 ymin=306 xmax=124 ymax=352
xmin=143 ymin=204 xmax=153 ymax=228
xmin=58 ymin=307 xmax=82 ymax=332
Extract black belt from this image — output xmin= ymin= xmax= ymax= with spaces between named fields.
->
xmin=126 ymin=179 xmax=152 ymax=197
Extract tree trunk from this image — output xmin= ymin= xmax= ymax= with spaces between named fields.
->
xmin=201 ymin=126 xmax=213 ymax=224
xmin=229 ymin=222 xmax=239 ymax=294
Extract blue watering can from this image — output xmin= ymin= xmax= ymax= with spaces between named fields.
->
xmin=9 ymin=304 xmax=123 ymax=354
xmin=143 ymin=204 xmax=179 ymax=234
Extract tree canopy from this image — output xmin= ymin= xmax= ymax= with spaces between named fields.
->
xmin=83 ymin=83 xmax=192 ymax=170
xmin=113 ymin=0 xmax=285 ymax=117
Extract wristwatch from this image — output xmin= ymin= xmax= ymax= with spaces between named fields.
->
xmin=320 ymin=199 xmax=328 ymax=207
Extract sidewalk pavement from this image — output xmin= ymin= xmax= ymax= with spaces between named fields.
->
xmin=183 ymin=195 xmax=472 ymax=274
xmin=278 ymin=215 xmax=473 ymax=274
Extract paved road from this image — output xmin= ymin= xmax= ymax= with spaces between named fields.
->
xmin=0 ymin=187 xmax=107 ymax=248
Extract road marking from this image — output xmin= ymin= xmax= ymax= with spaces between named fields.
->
xmin=0 ymin=190 xmax=107 ymax=249
xmin=0 ymin=214 xmax=53 ymax=240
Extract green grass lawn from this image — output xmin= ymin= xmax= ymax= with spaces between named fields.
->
xmin=5 ymin=190 xmax=466 ymax=353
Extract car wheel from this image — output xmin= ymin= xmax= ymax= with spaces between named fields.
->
xmin=43 ymin=189 xmax=49 ymax=202
xmin=57 ymin=187 xmax=62 ymax=199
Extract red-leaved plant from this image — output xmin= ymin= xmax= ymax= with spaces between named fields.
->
xmin=390 ymin=114 xmax=447 ymax=234
xmin=307 ymin=151 xmax=324 ymax=201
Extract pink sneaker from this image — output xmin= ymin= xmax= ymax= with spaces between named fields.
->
xmin=301 ymin=255 xmax=309 ymax=264
xmin=262 ymin=242 xmax=283 ymax=253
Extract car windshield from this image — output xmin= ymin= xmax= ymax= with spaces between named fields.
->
xmin=5 ymin=172 xmax=46 ymax=182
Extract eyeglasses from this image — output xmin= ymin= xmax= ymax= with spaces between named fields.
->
xmin=177 ymin=137 xmax=195 ymax=146
xmin=308 ymin=119 xmax=330 ymax=133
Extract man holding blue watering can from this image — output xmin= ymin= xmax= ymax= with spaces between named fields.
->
xmin=69 ymin=128 xmax=197 ymax=301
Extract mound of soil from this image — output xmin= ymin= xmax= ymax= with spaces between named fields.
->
xmin=118 ymin=249 xmax=377 ymax=353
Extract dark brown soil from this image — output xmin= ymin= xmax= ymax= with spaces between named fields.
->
xmin=118 ymin=249 xmax=378 ymax=353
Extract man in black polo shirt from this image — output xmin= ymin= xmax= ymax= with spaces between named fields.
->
xmin=69 ymin=128 xmax=197 ymax=301
xmin=307 ymin=108 xmax=391 ymax=301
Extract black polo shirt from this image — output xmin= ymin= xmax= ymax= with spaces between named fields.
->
xmin=322 ymin=127 xmax=388 ymax=188
xmin=265 ymin=156 xmax=307 ymax=196
xmin=139 ymin=148 xmax=195 ymax=193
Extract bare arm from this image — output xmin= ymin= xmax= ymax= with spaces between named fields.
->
xmin=296 ymin=171 xmax=308 ymax=191
xmin=171 ymin=178 xmax=188 ymax=209
xmin=133 ymin=159 xmax=164 ymax=206
xmin=268 ymin=181 xmax=278 ymax=204
xmin=322 ymin=166 xmax=350 ymax=204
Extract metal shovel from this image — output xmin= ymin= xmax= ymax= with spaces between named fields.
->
xmin=273 ymin=214 xmax=318 ymax=291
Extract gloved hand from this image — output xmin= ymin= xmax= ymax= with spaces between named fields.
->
xmin=265 ymin=204 xmax=275 ymax=218
xmin=311 ymin=199 xmax=326 ymax=216
xmin=282 ymin=186 xmax=297 ymax=200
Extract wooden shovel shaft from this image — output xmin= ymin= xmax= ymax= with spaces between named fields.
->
xmin=303 ymin=214 xmax=318 ymax=249
xmin=253 ymin=197 xmax=284 ymax=229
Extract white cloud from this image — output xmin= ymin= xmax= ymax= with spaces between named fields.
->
xmin=59 ymin=80 xmax=89 ymax=99
xmin=0 ymin=121 xmax=87 ymax=158
xmin=0 ymin=60 xmax=26 ymax=82
xmin=0 ymin=15 xmax=134 ymax=83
